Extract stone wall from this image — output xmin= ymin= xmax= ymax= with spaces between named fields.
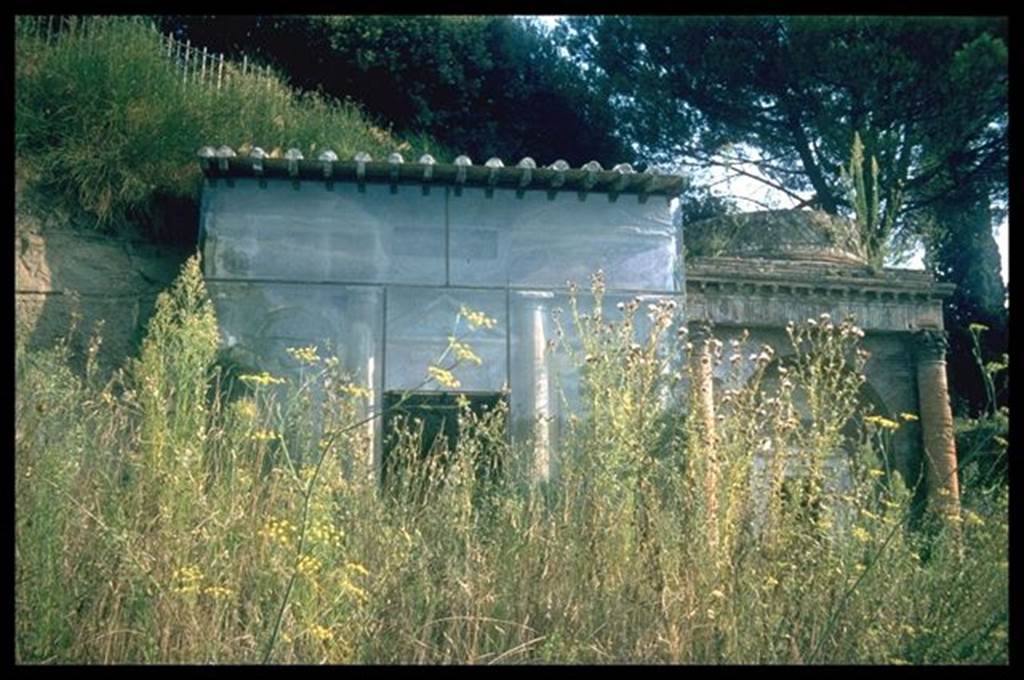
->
xmin=15 ymin=177 xmax=190 ymax=373
xmin=684 ymin=250 xmax=953 ymax=490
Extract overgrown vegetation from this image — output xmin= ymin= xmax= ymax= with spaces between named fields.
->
xmin=15 ymin=16 xmax=450 ymax=230
xmin=15 ymin=258 xmax=1008 ymax=664
xmin=13 ymin=15 xmax=1010 ymax=665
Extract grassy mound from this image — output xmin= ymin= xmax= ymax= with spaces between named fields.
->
xmin=15 ymin=16 xmax=450 ymax=232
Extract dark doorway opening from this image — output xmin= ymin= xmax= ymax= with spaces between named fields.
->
xmin=381 ymin=391 xmax=508 ymax=490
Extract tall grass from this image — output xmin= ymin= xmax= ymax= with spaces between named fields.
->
xmin=15 ymin=16 xmax=452 ymax=229
xmin=15 ymin=258 xmax=1008 ymax=664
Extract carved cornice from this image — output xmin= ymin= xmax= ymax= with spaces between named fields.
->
xmin=686 ymin=256 xmax=955 ymax=303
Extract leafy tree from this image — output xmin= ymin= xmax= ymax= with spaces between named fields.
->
xmin=556 ymin=16 xmax=1007 ymax=413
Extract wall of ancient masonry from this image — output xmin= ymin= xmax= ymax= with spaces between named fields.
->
xmin=685 ymin=255 xmax=954 ymax=489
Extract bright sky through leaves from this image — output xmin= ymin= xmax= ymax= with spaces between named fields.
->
xmin=528 ymin=15 xmax=1008 ymax=285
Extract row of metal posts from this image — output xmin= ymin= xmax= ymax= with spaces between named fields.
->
xmin=163 ymin=30 xmax=274 ymax=91
xmin=21 ymin=15 xmax=275 ymax=92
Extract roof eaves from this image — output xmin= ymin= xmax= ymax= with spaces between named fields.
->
xmin=197 ymin=146 xmax=688 ymax=197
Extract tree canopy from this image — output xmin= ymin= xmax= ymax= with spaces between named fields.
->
xmin=556 ymin=16 xmax=1007 ymax=413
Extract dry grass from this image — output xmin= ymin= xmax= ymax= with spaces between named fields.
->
xmin=15 ymin=259 xmax=1008 ymax=664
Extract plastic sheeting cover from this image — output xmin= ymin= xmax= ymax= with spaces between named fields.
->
xmin=450 ymin=187 xmax=681 ymax=291
xmin=208 ymin=280 xmax=383 ymax=391
xmin=509 ymin=290 xmax=684 ymax=478
xmin=201 ymin=177 xmax=685 ymax=478
xmin=385 ymin=287 xmax=507 ymax=393
xmin=202 ymin=179 xmax=446 ymax=285
xmin=201 ymin=179 xmax=681 ymax=293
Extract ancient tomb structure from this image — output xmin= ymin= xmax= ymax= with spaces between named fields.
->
xmin=197 ymin=147 xmax=684 ymax=480
xmin=198 ymin=148 xmax=959 ymax=515
xmin=686 ymin=210 xmax=959 ymax=514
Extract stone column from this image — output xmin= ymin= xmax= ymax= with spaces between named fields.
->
xmin=690 ymin=323 xmax=719 ymax=549
xmin=532 ymin=304 xmax=552 ymax=483
xmin=914 ymin=329 xmax=961 ymax=525
xmin=366 ymin=351 xmax=378 ymax=477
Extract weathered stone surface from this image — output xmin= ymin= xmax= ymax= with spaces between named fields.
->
xmin=687 ymin=209 xmax=867 ymax=265
xmin=15 ymin=225 xmax=188 ymax=373
xmin=15 ymin=168 xmax=192 ymax=372
xmin=687 ymin=256 xmax=951 ymax=333
xmin=16 ymin=229 xmax=184 ymax=294
xmin=14 ymin=200 xmax=189 ymax=372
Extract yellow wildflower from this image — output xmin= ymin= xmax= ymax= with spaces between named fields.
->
xmin=427 ymin=365 xmax=461 ymax=389
xmin=346 ymin=562 xmax=371 ymax=577
xmin=340 ymin=383 xmax=372 ymax=399
xmin=202 ymin=585 xmax=234 ymax=600
xmin=308 ymin=624 xmax=334 ymax=642
xmin=297 ymin=554 xmax=322 ymax=577
xmin=867 ymin=468 xmax=886 ymax=478
xmin=286 ymin=345 xmax=320 ymax=365
xmin=864 ymin=415 xmax=900 ymax=431
xmin=251 ymin=428 xmax=281 ymax=442
xmin=309 ymin=519 xmax=344 ymax=548
xmin=341 ymin=578 xmax=368 ymax=602
xmin=459 ymin=305 xmax=497 ymax=330
xmin=448 ymin=336 xmax=483 ymax=366
xmin=852 ymin=526 xmax=871 ymax=543
xmin=171 ymin=565 xmax=204 ymax=594
xmin=239 ymin=371 xmax=287 ymax=386
xmin=261 ymin=518 xmax=298 ymax=546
